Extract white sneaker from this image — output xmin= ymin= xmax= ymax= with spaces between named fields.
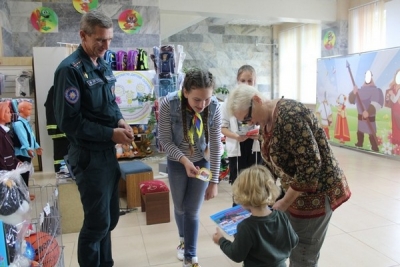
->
xmin=177 ymin=241 xmax=184 ymax=261
xmin=183 ymin=257 xmax=201 ymax=267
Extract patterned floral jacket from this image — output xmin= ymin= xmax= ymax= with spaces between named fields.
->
xmin=261 ymin=99 xmax=351 ymax=218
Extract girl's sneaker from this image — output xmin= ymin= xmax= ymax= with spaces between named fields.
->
xmin=177 ymin=241 xmax=184 ymax=261
xmin=183 ymin=257 xmax=201 ymax=267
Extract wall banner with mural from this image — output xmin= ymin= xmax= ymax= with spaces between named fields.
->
xmin=316 ymin=47 xmax=400 ymax=158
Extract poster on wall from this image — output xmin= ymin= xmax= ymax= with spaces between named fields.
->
xmin=323 ymin=30 xmax=336 ymax=50
xmin=30 ymin=7 xmax=58 ymax=33
xmin=118 ymin=9 xmax=143 ymax=34
xmin=72 ymin=0 xmax=98 ymax=14
xmin=316 ymin=47 xmax=400 ymax=157
xmin=113 ymin=71 xmax=156 ymax=124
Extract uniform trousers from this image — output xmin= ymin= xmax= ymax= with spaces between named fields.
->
xmin=69 ymin=145 xmax=121 ymax=267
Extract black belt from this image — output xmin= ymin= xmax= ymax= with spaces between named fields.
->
xmin=358 ymin=115 xmax=375 ymax=122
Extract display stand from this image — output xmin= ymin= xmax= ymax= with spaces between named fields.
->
xmin=151 ymin=45 xmax=186 ymax=152
xmin=112 ymin=70 xmax=157 ymax=159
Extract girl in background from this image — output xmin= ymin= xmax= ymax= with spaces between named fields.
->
xmin=158 ymin=68 xmax=222 ymax=267
xmin=221 ymin=65 xmax=262 ymax=206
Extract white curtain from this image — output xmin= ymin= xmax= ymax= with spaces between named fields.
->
xmin=348 ymin=0 xmax=386 ymax=53
xmin=278 ymin=24 xmax=321 ymax=104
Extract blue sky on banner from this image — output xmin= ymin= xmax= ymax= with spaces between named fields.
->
xmin=317 ymin=47 xmax=400 ymax=107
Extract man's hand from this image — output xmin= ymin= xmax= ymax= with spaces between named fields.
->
xmin=118 ymin=119 xmax=132 ymax=133
xmin=112 ymin=128 xmax=134 ymax=144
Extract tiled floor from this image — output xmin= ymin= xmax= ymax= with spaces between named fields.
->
xmin=30 ymin=146 xmax=400 ymax=267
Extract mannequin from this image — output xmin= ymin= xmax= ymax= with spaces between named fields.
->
xmin=0 ymin=102 xmax=20 ymax=171
xmin=12 ymin=101 xmax=43 ymax=186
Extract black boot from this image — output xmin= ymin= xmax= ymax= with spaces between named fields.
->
xmin=369 ymin=135 xmax=379 ymax=152
xmin=355 ymin=131 xmax=364 ymax=147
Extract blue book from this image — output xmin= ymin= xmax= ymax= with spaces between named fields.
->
xmin=210 ymin=205 xmax=251 ymax=236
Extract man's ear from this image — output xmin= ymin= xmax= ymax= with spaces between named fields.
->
xmin=79 ymin=30 xmax=86 ymax=42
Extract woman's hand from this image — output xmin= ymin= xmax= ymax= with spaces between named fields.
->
xmin=272 ymin=198 xmax=291 ymax=211
xmin=272 ymin=187 xmax=301 ymax=211
xmin=205 ymin=182 xmax=218 ymax=200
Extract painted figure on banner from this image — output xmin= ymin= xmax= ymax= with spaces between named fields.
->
xmin=316 ymin=92 xmax=332 ymax=140
xmin=334 ymin=94 xmax=350 ymax=144
xmin=385 ymin=69 xmax=400 ymax=147
xmin=349 ymin=70 xmax=384 ymax=152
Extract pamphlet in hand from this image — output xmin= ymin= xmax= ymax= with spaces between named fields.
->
xmin=210 ymin=205 xmax=251 ymax=236
xmin=196 ymin=168 xmax=211 ymax=182
xmin=236 ymin=124 xmax=259 ymax=136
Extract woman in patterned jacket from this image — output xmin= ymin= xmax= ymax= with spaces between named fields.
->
xmin=226 ymin=84 xmax=351 ymax=267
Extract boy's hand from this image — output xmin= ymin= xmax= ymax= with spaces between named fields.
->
xmin=212 ymin=227 xmax=223 ymax=244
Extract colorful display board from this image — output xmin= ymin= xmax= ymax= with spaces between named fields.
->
xmin=113 ymin=70 xmax=155 ymax=124
xmin=316 ymin=47 xmax=400 ymax=157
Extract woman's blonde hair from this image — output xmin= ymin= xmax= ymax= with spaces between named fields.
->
xmin=226 ymin=84 xmax=265 ymax=117
xmin=232 ymin=165 xmax=280 ymax=208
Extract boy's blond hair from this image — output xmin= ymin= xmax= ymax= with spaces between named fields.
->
xmin=232 ymin=165 xmax=280 ymax=208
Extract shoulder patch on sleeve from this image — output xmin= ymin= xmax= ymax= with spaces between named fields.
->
xmin=71 ymin=59 xmax=82 ymax=69
xmin=65 ymin=87 xmax=80 ymax=104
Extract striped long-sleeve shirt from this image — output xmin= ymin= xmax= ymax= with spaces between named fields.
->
xmin=158 ymin=97 xmax=222 ymax=183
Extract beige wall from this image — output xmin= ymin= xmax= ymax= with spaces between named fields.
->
xmin=337 ymin=0 xmax=350 ymax=20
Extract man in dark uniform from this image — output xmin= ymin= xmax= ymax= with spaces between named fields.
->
xmin=53 ymin=10 xmax=133 ymax=267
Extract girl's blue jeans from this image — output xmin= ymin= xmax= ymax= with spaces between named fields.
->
xmin=167 ymin=158 xmax=209 ymax=260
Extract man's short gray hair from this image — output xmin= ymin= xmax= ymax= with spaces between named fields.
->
xmin=80 ymin=9 xmax=113 ymax=35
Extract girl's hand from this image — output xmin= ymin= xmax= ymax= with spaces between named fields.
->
xmin=183 ymin=161 xmax=199 ymax=178
xmin=212 ymin=227 xmax=223 ymax=244
xmin=205 ymin=182 xmax=218 ymax=200
xmin=236 ymin=135 xmax=248 ymax=142
xmin=248 ymin=134 xmax=259 ymax=140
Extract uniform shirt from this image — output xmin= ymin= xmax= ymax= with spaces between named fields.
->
xmin=219 ymin=210 xmax=299 ymax=267
xmin=53 ymin=45 xmax=123 ymax=151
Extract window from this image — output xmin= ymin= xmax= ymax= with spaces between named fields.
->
xmin=279 ymin=24 xmax=321 ymax=104
xmin=348 ymin=0 xmax=386 ymax=53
